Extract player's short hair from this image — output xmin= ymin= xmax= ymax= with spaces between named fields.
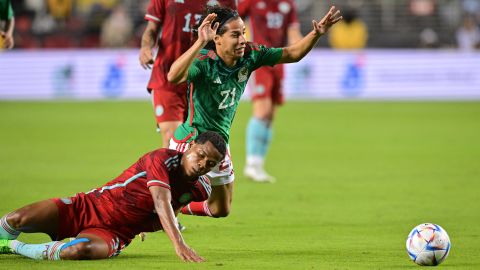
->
xmin=194 ymin=131 xmax=227 ymax=159
xmin=194 ymin=5 xmax=240 ymax=50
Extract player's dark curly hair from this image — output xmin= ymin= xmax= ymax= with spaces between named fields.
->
xmin=194 ymin=131 xmax=227 ymax=159
xmin=193 ymin=5 xmax=240 ymax=50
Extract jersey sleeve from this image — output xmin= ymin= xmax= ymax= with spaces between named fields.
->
xmin=250 ymin=43 xmax=283 ymax=69
xmin=145 ymin=0 xmax=164 ymax=24
xmin=190 ymin=176 xmax=212 ymax=202
xmin=237 ymin=0 xmax=251 ymax=18
xmin=0 ymin=1 xmax=14 ymax=20
xmin=187 ymin=57 xmax=206 ymax=82
xmin=145 ymin=156 xmax=171 ymax=190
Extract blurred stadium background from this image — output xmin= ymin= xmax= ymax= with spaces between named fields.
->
xmin=1 ymin=0 xmax=479 ymax=100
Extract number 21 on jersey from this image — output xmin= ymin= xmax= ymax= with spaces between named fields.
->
xmin=219 ymin=88 xmax=236 ymax=109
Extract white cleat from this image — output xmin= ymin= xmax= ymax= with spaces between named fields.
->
xmin=244 ymin=166 xmax=276 ymax=183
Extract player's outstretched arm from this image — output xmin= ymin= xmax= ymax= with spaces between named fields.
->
xmin=278 ymin=6 xmax=342 ymax=64
xmin=167 ymin=13 xmax=219 ymax=84
xmin=149 ymin=186 xmax=205 ymax=262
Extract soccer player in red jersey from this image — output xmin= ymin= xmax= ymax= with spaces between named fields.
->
xmin=0 ymin=131 xmax=226 ymax=262
xmin=238 ymin=0 xmax=303 ymax=182
xmin=139 ymin=0 xmax=238 ymax=148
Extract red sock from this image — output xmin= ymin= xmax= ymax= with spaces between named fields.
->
xmin=181 ymin=201 xmax=212 ymax=217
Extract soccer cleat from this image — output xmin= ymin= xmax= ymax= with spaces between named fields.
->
xmin=0 ymin=239 xmax=13 ymax=254
xmin=244 ymin=165 xmax=276 ymax=183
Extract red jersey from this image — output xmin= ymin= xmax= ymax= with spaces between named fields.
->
xmin=145 ymin=0 xmax=238 ymax=92
xmin=239 ymin=0 xmax=299 ymax=47
xmin=75 ymin=149 xmax=211 ymax=240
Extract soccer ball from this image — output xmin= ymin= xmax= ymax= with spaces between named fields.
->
xmin=406 ymin=223 xmax=451 ymax=266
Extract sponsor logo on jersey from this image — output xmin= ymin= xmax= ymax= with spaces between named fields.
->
xmin=238 ymin=66 xmax=248 ymax=82
xmin=174 ymin=0 xmax=184 ymax=3
xmin=213 ymin=77 xmax=222 ymax=84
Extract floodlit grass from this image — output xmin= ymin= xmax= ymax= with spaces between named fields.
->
xmin=1 ymin=101 xmax=479 ymax=269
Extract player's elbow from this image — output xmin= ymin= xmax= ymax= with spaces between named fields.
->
xmin=167 ymin=71 xmax=178 ymax=84
xmin=167 ymin=71 xmax=185 ymax=84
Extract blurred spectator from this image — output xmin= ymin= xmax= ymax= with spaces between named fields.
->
xmin=0 ymin=0 xmax=15 ymax=49
xmin=47 ymin=0 xmax=73 ymax=21
xmin=328 ymin=7 xmax=368 ymax=49
xmin=456 ymin=14 xmax=480 ymax=51
xmin=100 ymin=4 xmax=133 ymax=47
xmin=419 ymin=27 xmax=439 ymax=48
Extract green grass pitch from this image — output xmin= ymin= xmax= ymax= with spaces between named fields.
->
xmin=0 ymin=101 xmax=479 ymax=269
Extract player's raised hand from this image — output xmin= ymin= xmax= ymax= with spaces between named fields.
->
xmin=175 ymin=242 xmax=205 ymax=262
xmin=139 ymin=47 xmax=154 ymax=69
xmin=197 ymin=13 xmax=219 ymax=43
xmin=312 ymin=6 xmax=342 ymax=35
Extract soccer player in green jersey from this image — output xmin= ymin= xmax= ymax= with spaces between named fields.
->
xmin=167 ymin=5 xmax=342 ymax=218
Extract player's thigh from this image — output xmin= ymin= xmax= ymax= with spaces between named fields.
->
xmin=6 ymin=199 xmax=59 ymax=236
xmin=151 ymin=88 xmax=187 ymax=123
xmin=209 ymin=182 xmax=234 ymax=204
xmin=253 ymin=97 xmax=274 ymax=120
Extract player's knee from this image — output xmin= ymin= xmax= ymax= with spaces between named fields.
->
xmin=60 ymin=242 xmax=95 ymax=260
xmin=210 ymin=204 xmax=231 ymax=218
xmin=6 ymin=211 xmax=28 ymax=230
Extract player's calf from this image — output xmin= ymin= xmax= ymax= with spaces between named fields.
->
xmin=60 ymin=239 xmax=99 ymax=260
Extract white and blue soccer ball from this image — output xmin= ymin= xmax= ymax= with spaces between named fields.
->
xmin=406 ymin=223 xmax=451 ymax=266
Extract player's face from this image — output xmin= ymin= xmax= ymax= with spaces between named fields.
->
xmin=215 ymin=18 xmax=247 ymax=59
xmin=182 ymin=141 xmax=223 ymax=178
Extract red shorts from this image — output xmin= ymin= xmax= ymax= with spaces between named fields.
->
xmin=51 ymin=195 xmax=130 ymax=257
xmin=250 ymin=65 xmax=285 ymax=105
xmin=150 ymin=85 xmax=188 ymax=124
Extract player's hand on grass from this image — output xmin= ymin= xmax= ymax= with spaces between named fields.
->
xmin=312 ymin=6 xmax=342 ymax=36
xmin=197 ymin=13 xmax=219 ymax=44
xmin=139 ymin=47 xmax=154 ymax=69
xmin=174 ymin=242 xmax=205 ymax=262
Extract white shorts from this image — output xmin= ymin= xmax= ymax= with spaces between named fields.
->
xmin=169 ymin=138 xmax=235 ymax=186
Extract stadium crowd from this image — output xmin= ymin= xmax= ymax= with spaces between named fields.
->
xmin=2 ymin=0 xmax=480 ymax=50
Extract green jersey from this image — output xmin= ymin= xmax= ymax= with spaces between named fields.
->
xmin=173 ymin=43 xmax=282 ymax=143
xmin=0 ymin=0 xmax=13 ymax=21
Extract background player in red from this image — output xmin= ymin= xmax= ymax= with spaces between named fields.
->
xmin=238 ymin=0 xmax=303 ymax=182
xmin=139 ymin=0 xmax=238 ymax=148
xmin=0 ymin=131 xmax=226 ymax=262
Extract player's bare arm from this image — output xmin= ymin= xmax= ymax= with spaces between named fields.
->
xmin=278 ymin=6 xmax=342 ymax=64
xmin=149 ymin=186 xmax=205 ymax=262
xmin=0 ymin=17 xmax=15 ymax=49
xmin=287 ymin=24 xmax=303 ymax=45
xmin=139 ymin=21 xmax=159 ymax=69
xmin=167 ymin=13 xmax=219 ymax=84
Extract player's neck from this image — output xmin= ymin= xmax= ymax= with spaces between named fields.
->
xmin=217 ymin=51 xmax=238 ymax=67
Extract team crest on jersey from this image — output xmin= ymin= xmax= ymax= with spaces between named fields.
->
xmin=279 ymin=2 xmax=291 ymax=14
xmin=256 ymin=1 xmax=266 ymax=9
xmin=238 ymin=66 xmax=248 ymax=82
xmin=179 ymin=193 xmax=192 ymax=204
